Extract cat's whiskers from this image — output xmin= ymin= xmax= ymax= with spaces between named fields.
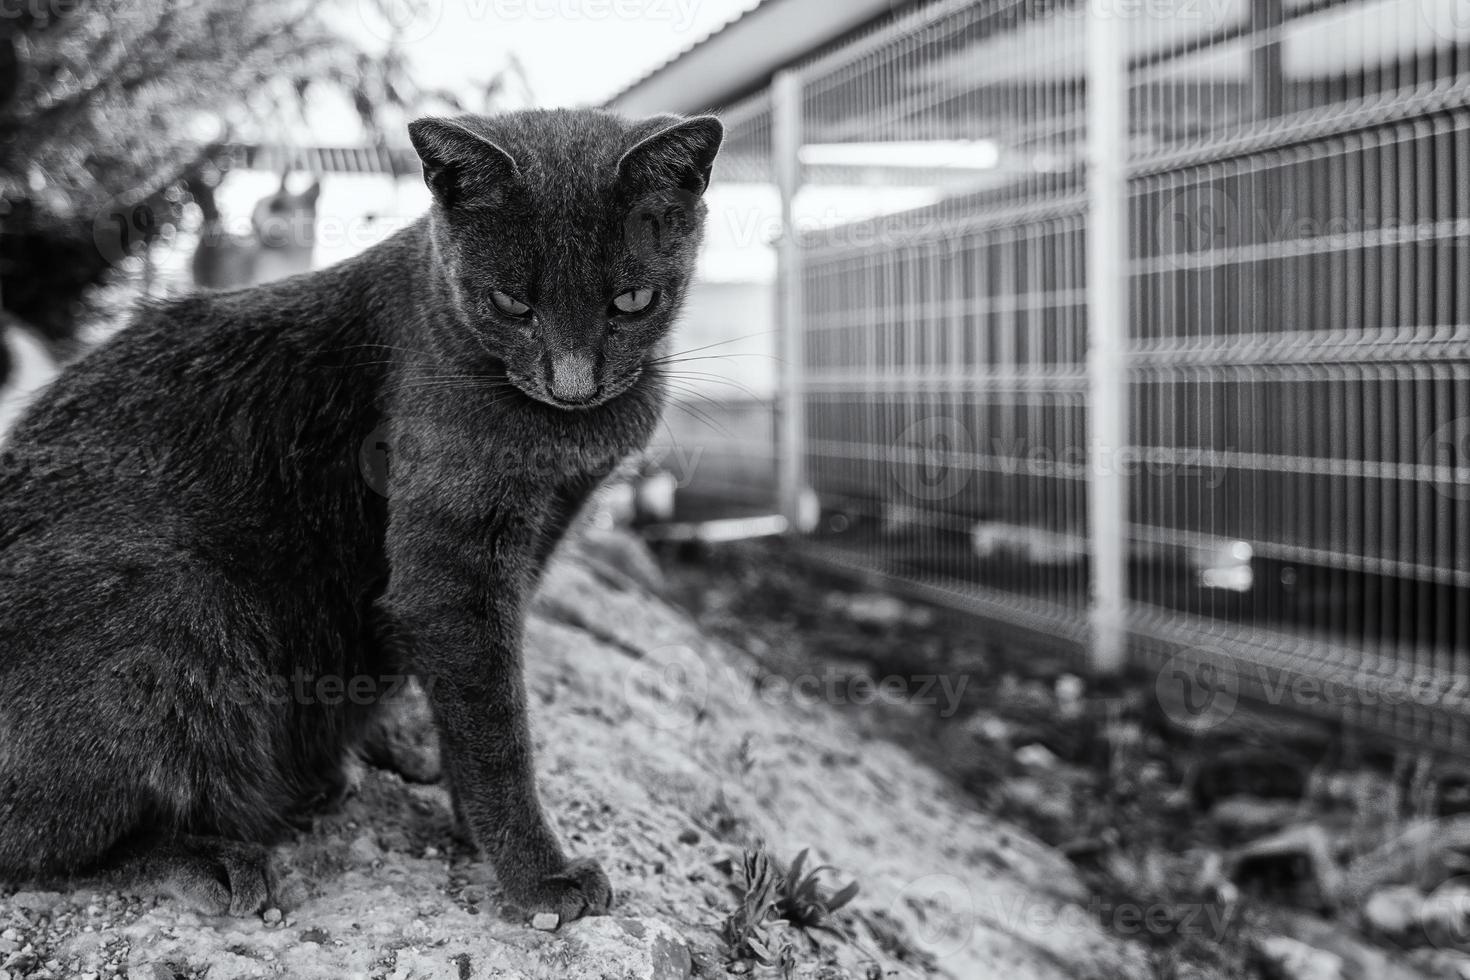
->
xmin=652 ymin=353 xmax=782 ymax=368
xmin=657 ymin=380 xmax=733 ymax=437
xmin=663 ymin=399 xmax=731 ymax=438
xmin=645 ymin=329 xmax=777 ymax=366
xmin=330 ymin=342 xmax=446 ymax=360
xmin=663 ymin=384 xmax=736 ymax=424
xmin=655 ymin=370 xmax=763 ymax=401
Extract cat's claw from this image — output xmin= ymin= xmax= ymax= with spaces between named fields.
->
xmin=518 ymin=858 xmax=613 ymax=924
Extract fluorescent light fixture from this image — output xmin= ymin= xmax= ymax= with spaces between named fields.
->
xmin=799 ymin=140 xmax=1001 ymax=170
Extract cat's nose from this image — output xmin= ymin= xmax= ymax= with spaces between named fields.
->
xmin=547 ymin=353 xmax=598 ymax=404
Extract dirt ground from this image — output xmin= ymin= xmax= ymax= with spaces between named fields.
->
xmin=0 ymin=531 xmax=1149 ymax=980
xmin=655 ymin=538 xmax=1470 ymax=980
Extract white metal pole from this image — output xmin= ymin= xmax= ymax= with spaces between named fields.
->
xmin=1085 ymin=3 xmax=1129 ymax=673
xmin=773 ymin=70 xmax=807 ymax=531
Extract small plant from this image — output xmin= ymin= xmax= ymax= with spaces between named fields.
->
xmin=722 ymin=846 xmax=862 ymax=968
xmin=777 ymin=848 xmax=861 ymax=946
xmin=723 ymin=849 xmax=792 ymax=966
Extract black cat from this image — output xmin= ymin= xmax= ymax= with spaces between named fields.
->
xmin=0 ymin=108 xmax=722 ymax=922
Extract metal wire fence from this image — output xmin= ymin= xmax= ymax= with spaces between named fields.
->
xmin=665 ymin=0 xmax=1470 ymax=750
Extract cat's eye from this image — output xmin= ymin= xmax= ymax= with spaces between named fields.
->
xmin=612 ymin=288 xmax=657 ymax=316
xmin=490 ymin=290 xmax=532 ymax=318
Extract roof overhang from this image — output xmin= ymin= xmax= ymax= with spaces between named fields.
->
xmin=605 ymin=0 xmax=910 ymax=116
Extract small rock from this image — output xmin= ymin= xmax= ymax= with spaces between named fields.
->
xmin=530 ymin=913 xmax=560 ymax=931
xmin=0 ymin=953 xmax=36 ymax=976
xmin=7 ymin=892 xmax=61 ymax=914
xmin=262 ymin=908 xmax=283 ymax=925
xmin=1014 ymin=743 xmax=1059 ymax=769
xmin=1363 ymin=885 xmax=1423 ymax=937
xmin=677 ymin=829 xmax=700 ymax=846
xmin=1003 ymin=776 xmax=1074 ymax=826
xmin=967 ymin=712 xmax=1012 ymax=744
xmin=1211 ymin=797 xmax=1302 ymax=837
xmin=1254 ymin=935 xmax=1344 ymax=980
xmin=348 ymin=834 xmax=382 ymax=866
xmin=1211 ymin=799 xmax=1305 ymax=840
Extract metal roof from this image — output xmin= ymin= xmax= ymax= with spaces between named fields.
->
xmin=603 ymin=0 xmax=922 ymax=116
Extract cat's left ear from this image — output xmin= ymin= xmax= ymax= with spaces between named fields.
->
xmin=617 ymin=115 xmax=724 ymax=197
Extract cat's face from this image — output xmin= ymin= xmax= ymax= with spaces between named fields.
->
xmin=409 ymin=110 xmax=723 ymax=410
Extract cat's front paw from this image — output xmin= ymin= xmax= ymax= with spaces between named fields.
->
xmin=510 ymin=857 xmax=613 ymax=924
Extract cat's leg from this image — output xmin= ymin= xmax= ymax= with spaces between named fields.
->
xmin=356 ymin=604 xmax=443 ymax=784
xmin=0 ymin=547 xmax=302 ymax=915
xmin=355 ymin=678 xmax=444 ymax=784
xmin=0 ymin=747 xmax=278 ymax=917
xmin=530 ymin=476 xmax=601 ymax=573
xmin=381 ymin=484 xmax=612 ymax=922
xmin=0 ymin=764 xmax=148 ymax=885
xmin=104 ymin=834 xmax=276 ymax=918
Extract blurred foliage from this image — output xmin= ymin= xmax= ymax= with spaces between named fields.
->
xmin=0 ymin=0 xmax=471 ymax=353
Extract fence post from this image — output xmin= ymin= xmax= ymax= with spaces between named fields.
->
xmin=773 ymin=70 xmax=807 ymax=531
xmin=1085 ymin=3 xmax=1129 ymax=673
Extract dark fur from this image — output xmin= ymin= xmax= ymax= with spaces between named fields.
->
xmin=0 ymin=108 xmax=721 ymax=920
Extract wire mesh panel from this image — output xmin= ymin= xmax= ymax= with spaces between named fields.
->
xmin=789 ymin=0 xmax=1093 ymax=645
xmin=652 ymin=94 xmax=783 ymax=523
xmin=663 ymin=0 xmax=1470 ymax=750
xmin=1125 ymin=0 xmax=1470 ymax=746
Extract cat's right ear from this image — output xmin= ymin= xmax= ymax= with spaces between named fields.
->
xmin=408 ymin=117 xmax=519 ymax=210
